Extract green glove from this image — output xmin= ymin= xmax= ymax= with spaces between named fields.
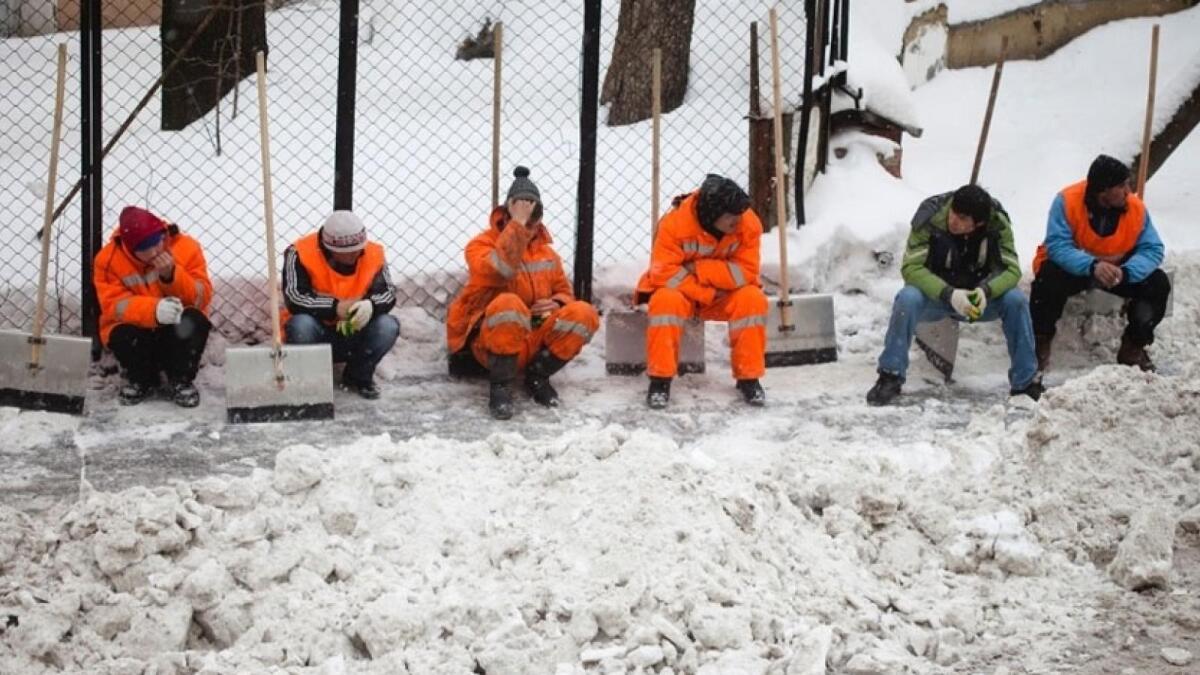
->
xmin=336 ymin=319 xmax=357 ymax=337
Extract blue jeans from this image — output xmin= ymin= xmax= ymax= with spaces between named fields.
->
xmin=877 ymin=285 xmax=1038 ymax=389
xmin=285 ymin=313 xmax=400 ymax=383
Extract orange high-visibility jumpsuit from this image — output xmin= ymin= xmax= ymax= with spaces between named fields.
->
xmin=636 ymin=192 xmax=768 ymax=380
xmin=447 ymin=207 xmax=599 ymax=369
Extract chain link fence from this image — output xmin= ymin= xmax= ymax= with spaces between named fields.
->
xmin=1 ymin=0 xmax=85 ymax=336
xmin=1 ymin=0 xmax=807 ymax=342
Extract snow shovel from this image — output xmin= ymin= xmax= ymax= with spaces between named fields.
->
xmin=764 ymin=8 xmax=837 ymax=368
xmin=225 ymin=51 xmax=334 ymax=424
xmin=916 ymin=37 xmax=1009 ymax=382
xmin=914 ymin=317 xmax=959 ymax=383
xmin=606 ymin=47 xmax=705 ymax=376
xmin=0 ymin=44 xmax=90 ymax=415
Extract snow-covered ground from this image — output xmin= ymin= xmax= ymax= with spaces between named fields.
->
xmin=3 ymin=3 xmax=1200 ymax=674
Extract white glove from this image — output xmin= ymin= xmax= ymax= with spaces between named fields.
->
xmin=949 ymin=289 xmax=982 ymax=322
xmin=348 ymin=299 xmax=373 ymax=331
xmin=155 ymin=296 xmax=184 ymax=325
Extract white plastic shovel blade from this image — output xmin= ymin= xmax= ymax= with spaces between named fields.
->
xmin=765 ymin=294 xmax=838 ymax=367
xmin=0 ymin=330 xmax=90 ymax=414
xmin=225 ymin=344 xmax=335 ymax=423
xmin=604 ymin=307 xmax=705 ymax=375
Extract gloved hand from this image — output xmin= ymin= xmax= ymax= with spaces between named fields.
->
xmin=950 ymin=288 xmax=982 ymax=322
xmin=155 ymin=296 xmax=184 ymax=325
xmin=969 ymin=287 xmax=987 ymax=318
xmin=348 ymin=299 xmax=373 ymax=331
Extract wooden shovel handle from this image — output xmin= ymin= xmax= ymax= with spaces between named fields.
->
xmin=492 ymin=22 xmax=503 ymax=207
xmin=1136 ymin=25 xmax=1159 ymax=198
xmin=769 ymin=8 xmax=792 ymax=325
xmin=31 ymin=44 xmax=68 ymax=367
xmin=970 ymin=36 xmax=1008 ymax=186
xmin=255 ymin=51 xmax=285 ymax=385
xmin=651 ymin=47 xmax=661 ymax=247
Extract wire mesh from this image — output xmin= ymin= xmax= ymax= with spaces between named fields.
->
xmin=1 ymin=0 xmax=806 ymax=341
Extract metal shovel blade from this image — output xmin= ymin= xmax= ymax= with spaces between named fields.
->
xmin=915 ymin=317 xmax=959 ymax=382
xmin=604 ymin=307 xmax=706 ymax=375
xmin=0 ymin=330 xmax=90 ymax=414
xmin=764 ymin=294 xmax=838 ymax=367
xmin=225 ymin=344 xmax=335 ymax=423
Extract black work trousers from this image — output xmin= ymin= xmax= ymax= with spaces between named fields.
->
xmin=107 ymin=308 xmax=211 ymax=386
xmin=1029 ymin=260 xmax=1171 ymax=346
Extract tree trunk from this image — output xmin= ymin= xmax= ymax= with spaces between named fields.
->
xmin=601 ymin=0 xmax=696 ymax=127
xmin=162 ymin=0 xmax=265 ymax=132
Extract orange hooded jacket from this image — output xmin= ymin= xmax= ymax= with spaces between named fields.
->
xmin=446 ymin=206 xmax=574 ymax=354
xmin=93 ymin=224 xmax=213 ymax=346
xmin=636 ymin=191 xmax=762 ymax=303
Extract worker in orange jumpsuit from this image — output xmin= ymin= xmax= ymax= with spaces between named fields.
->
xmin=94 ymin=206 xmax=213 ymax=407
xmin=636 ymin=174 xmax=768 ymax=409
xmin=447 ymin=166 xmax=600 ymax=420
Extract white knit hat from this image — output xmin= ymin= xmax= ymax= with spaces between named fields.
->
xmin=320 ymin=211 xmax=367 ymax=253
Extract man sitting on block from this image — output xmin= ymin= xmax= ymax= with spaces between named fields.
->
xmin=1029 ymin=154 xmax=1170 ymax=374
xmin=636 ymin=174 xmax=769 ymax=409
xmin=867 ymin=185 xmax=1041 ymax=405
xmin=281 ymin=211 xmax=399 ymax=400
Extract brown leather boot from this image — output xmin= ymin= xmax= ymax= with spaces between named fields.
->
xmin=1116 ymin=335 xmax=1155 ymax=372
xmin=1034 ymin=333 xmax=1053 ymax=374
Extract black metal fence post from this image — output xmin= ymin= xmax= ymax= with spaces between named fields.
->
xmin=81 ymin=0 xmax=102 ymax=352
xmin=795 ymin=0 xmax=816 ymax=228
xmin=573 ymin=0 xmax=601 ymax=303
xmin=334 ymin=0 xmax=359 ymax=211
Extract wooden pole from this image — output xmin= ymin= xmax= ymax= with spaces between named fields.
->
xmin=31 ymin=44 xmax=69 ymax=367
xmin=255 ymin=51 xmax=285 ymax=387
xmin=651 ymin=47 xmax=661 ymax=247
xmin=970 ymin=36 xmax=1008 ymax=185
xmin=492 ymin=22 xmax=503 ymax=207
xmin=769 ymin=8 xmax=794 ymax=331
xmin=1136 ymin=24 xmax=1160 ymax=198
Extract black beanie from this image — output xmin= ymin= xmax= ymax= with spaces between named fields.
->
xmin=505 ymin=166 xmax=541 ymax=203
xmin=1086 ymin=155 xmax=1131 ymax=194
xmin=695 ymin=174 xmax=750 ymax=230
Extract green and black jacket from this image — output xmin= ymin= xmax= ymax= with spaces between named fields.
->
xmin=900 ymin=192 xmax=1021 ymax=303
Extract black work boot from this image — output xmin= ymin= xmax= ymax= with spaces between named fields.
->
xmin=646 ymin=377 xmax=672 ymax=409
xmin=866 ymin=372 xmax=903 ymax=406
xmin=488 ymin=353 xmax=519 ymax=420
xmin=525 ymin=349 xmax=567 ymax=407
xmin=1034 ymin=333 xmax=1053 ymax=374
xmin=1117 ymin=335 xmax=1155 ymax=372
xmin=170 ymin=381 xmax=201 ymax=408
xmin=736 ymin=379 xmax=766 ymax=406
xmin=341 ymin=376 xmax=381 ymax=400
xmin=1010 ymin=379 xmax=1045 ymax=401
xmin=118 ymin=379 xmax=151 ymax=406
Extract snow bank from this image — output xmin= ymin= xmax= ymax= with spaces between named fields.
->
xmin=4 ymin=344 xmax=1199 ymax=673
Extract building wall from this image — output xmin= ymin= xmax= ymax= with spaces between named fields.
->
xmin=900 ymin=0 xmax=1197 ymax=85
xmin=946 ymin=0 xmax=1197 ymax=69
xmin=5 ymin=0 xmax=159 ymax=35
xmin=56 ymin=0 xmax=160 ymax=32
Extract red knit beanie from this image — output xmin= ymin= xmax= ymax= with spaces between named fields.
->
xmin=119 ymin=206 xmax=165 ymax=252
